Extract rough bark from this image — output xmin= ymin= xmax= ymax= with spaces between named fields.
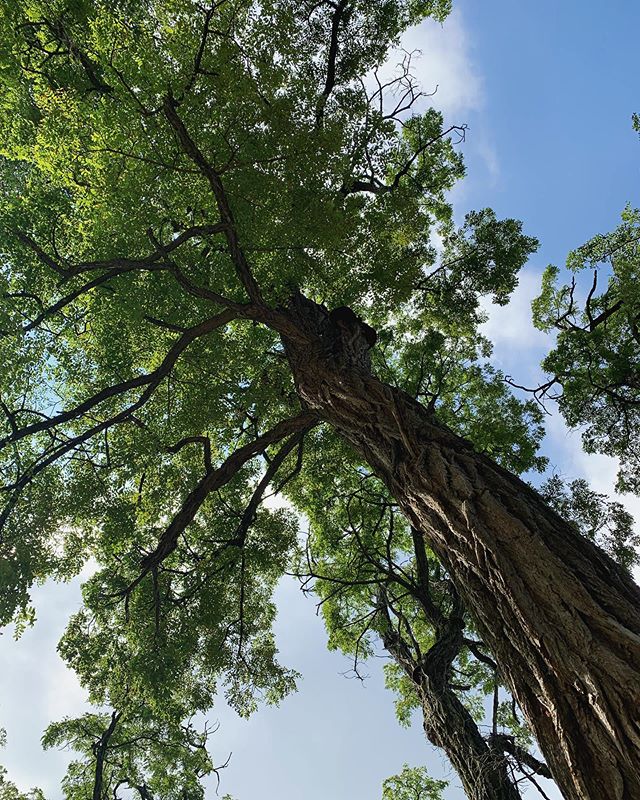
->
xmin=283 ymin=294 xmax=640 ymax=800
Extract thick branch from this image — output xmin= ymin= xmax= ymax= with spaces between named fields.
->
xmin=92 ymin=710 xmax=120 ymax=800
xmin=162 ymin=96 xmax=265 ymax=305
xmin=410 ymin=525 xmax=445 ymax=627
xmin=134 ymin=411 xmax=317 ymax=582
xmin=315 ymin=0 xmax=350 ymax=126
xmin=167 ymin=435 xmax=213 ymax=473
xmin=588 ymin=297 xmax=624 ymax=331
xmin=1 ymin=310 xmax=236 ymax=448
xmin=0 ymin=312 xmax=238 ymax=538
xmin=15 ymin=223 xmax=227 ymax=277
xmin=14 ymin=228 xmax=244 ymax=315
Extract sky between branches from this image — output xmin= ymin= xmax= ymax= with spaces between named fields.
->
xmin=1 ymin=1 xmax=639 ymax=798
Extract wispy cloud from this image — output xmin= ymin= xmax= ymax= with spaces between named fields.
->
xmin=388 ymin=9 xmax=499 ymax=189
xmin=481 ymin=268 xmax=640 ymax=577
xmin=397 ymin=9 xmax=484 ymax=118
xmin=480 ymin=268 xmax=551 ymax=374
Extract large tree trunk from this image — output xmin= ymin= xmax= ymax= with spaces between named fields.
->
xmin=284 ymin=295 xmax=640 ymax=800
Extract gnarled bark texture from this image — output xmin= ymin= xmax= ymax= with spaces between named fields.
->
xmin=284 ymin=294 xmax=640 ymax=800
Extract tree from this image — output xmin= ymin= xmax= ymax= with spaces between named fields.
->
xmin=0 ymin=2 xmax=639 ymax=799
xmin=532 ymin=205 xmax=640 ymax=493
xmin=41 ymin=707 xmax=220 ymax=800
xmin=2 ymin=702 xmax=223 ymax=800
xmin=381 ymin=764 xmax=447 ymax=800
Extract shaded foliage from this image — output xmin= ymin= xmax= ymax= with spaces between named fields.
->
xmin=533 ymin=205 xmax=640 ymax=493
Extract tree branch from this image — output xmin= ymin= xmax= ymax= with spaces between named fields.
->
xmin=315 ymin=0 xmax=350 ymax=126
xmin=489 ymin=733 xmax=553 ymax=780
xmin=342 ymin=125 xmax=467 ymax=196
xmin=1 ymin=310 xmax=236 ymax=449
xmin=162 ymin=95 xmax=265 ymax=305
xmin=15 ymin=223 xmax=227 ymax=278
xmin=127 ymin=412 xmax=317 ymax=590
xmin=410 ymin=525 xmax=445 ymax=627
xmin=232 ymin=428 xmax=311 ymax=546
xmin=167 ymin=435 xmax=213 ymax=473
xmin=92 ymin=710 xmax=121 ymax=800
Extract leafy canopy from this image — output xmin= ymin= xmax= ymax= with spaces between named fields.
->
xmin=0 ymin=0 xmax=576 ymax=796
xmin=382 ymin=764 xmax=447 ymax=800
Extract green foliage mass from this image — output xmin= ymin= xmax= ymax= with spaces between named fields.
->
xmin=540 ymin=474 xmax=640 ymax=571
xmin=0 ymin=1 xmax=628 ymax=797
xmin=533 ymin=206 xmax=640 ymax=493
xmin=41 ymin=708 xmax=216 ymax=800
xmin=381 ymin=764 xmax=447 ymax=800
xmin=0 ymin=0 xmax=535 ymax=634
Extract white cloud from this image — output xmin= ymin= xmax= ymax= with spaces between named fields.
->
xmin=397 ymin=9 xmax=484 ymax=119
xmin=543 ymin=412 xmax=640 ymax=584
xmin=365 ymin=9 xmax=499 ymax=204
xmin=481 ymin=269 xmax=640 ymax=577
xmin=480 ymin=267 xmax=551 ymax=375
xmin=546 ymin=411 xmax=640 ymax=519
xmin=480 ymin=268 xmax=640 ymax=574
xmin=0 ymin=579 xmax=89 ymax=796
xmin=389 ymin=10 xmax=499 ymax=190
xmin=473 ymin=135 xmax=501 ymax=184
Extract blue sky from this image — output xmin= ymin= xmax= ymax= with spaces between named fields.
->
xmin=1 ymin=3 xmax=639 ymax=799
xmin=460 ymin=0 xmax=639 ymax=260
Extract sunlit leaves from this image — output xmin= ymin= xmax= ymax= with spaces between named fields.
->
xmin=0 ymin=1 xmax=551 ymax=795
